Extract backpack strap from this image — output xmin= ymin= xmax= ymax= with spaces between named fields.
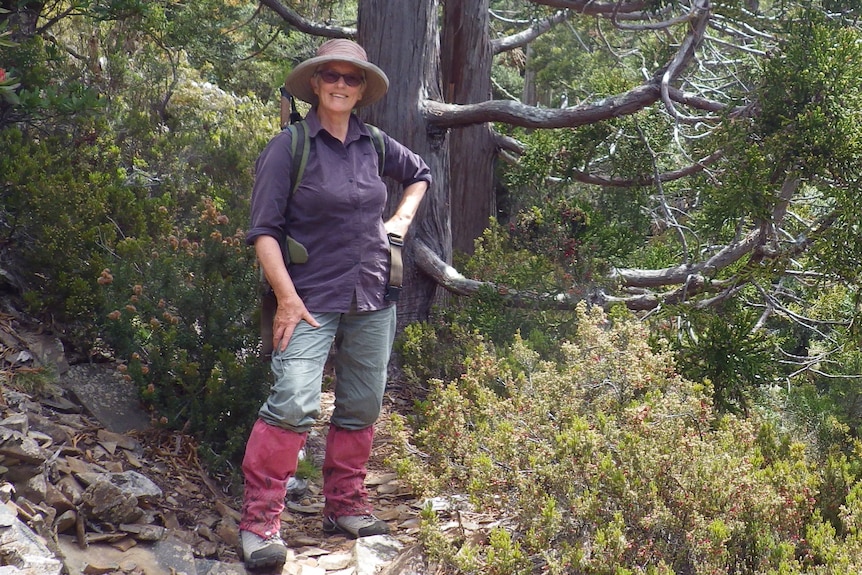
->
xmin=366 ymin=124 xmax=386 ymax=177
xmin=286 ymin=120 xmax=311 ymax=200
xmin=279 ymin=86 xmax=302 ymax=129
xmin=361 ymin=126 xmax=402 ymax=301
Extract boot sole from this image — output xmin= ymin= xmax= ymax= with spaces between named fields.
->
xmin=323 ymin=517 xmax=390 ymax=539
xmin=241 ymin=546 xmax=287 ymax=570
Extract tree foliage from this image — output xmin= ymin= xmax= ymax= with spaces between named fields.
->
xmin=0 ymin=0 xmax=275 ymax=463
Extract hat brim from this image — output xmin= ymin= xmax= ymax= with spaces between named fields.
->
xmin=283 ymin=55 xmax=389 ymax=108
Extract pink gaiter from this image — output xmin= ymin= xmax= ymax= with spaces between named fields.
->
xmin=239 ymin=419 xmax=307 ymax=537
xmin=322 ymin=424 xmax=374 ymax=518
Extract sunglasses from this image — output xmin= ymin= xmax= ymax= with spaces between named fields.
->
xmin=316 ymin=69 xmax=365 ymax=87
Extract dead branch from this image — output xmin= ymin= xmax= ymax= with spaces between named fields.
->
xmin=492 ymin=10 xmax=571 ymax=54
xmin=256 ymin=0 xmax=355 ymax=38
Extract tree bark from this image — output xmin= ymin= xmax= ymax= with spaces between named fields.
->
xmin=358 ymin=0 xmax=451 ymax=327
xmin=442 ymin=0 xmax=496 ymax=255
xmin=1 ymin=1 xmax=42 ymax=41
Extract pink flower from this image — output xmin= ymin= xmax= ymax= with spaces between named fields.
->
xmin=0 ymin=69 xmax=6 ymax=83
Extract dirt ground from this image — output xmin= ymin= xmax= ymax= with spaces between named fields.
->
xmin=120 ymin=376 xmax=425 ymax=565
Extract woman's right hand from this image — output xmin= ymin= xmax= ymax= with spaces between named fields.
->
xmin=255 ymin=235 xmax=321 ymax=353
xmin=272 ymin=292 xmax=319 ymax=353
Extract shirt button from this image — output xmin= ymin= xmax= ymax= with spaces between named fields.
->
xmin=348 ymin=178 xmax=354 ymax=183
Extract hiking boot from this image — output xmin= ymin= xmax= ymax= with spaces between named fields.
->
xmin=323 ymin=514 xmax=390 ymax=538
xmin=240 ymin=530 xmax=287 ymax=570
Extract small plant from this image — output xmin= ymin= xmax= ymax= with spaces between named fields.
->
xmin=0 ymin=366 xmax=55 ymax=397
xmin=659 ymin=301 xmax=778 ymax=415
xmin=0 ymin=66 xmax=20 ymax=104
xmin=0 ymin=18 xmax=21 ymax=105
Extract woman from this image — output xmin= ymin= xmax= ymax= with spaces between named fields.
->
xmin=240 ymin=39 xmax=431 ymax=570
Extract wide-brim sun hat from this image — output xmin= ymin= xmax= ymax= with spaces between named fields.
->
xmin=284 ymin=39 xmax=389 ymax=108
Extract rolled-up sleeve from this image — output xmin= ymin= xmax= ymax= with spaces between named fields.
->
xmin=246 ymin=131 xmax=295 ymax=246
xmin=379 ymin=132 xmax=432 ymax=190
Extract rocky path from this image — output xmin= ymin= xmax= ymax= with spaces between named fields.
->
xmin=0 ymin=361 xmax=441 ymax=575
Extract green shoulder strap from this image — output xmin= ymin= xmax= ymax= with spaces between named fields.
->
xmin=286 ymin=120 xmax=310 ymax=200
xmin=366 ymin=124 xmax=386 ymax=177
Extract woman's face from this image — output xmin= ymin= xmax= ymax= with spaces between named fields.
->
xmin=311 ymin=61 xmax=366 ymax=113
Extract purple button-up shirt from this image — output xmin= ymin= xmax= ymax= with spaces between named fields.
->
xmin=247 ymin=109 xmax=432 ymax=313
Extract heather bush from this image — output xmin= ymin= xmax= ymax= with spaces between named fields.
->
xmin=398 ymin=303 xmax=835 ymax=574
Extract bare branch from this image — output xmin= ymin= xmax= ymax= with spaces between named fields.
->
xmin=257 ymin=0 xmax=355 ymax=38
xmin=770 ymin=175 xmax=800 ymax=226
xmin=36 ymin=5 xmax=84 ymax=35
xmin=692 ymin=282 xmax=750 ymax=309
xmin=709 ymin=12 xmax=775 ymax=43
xmin=427 ymin=0 xmax=713 ymax=131
xmin=612 ymin=5 xmax=701 ymax=31
xmin=414 ymin=239 xmax=483 ymax=296
xmin=666 ymin=86 xmax=738 ymax=115
xmin=530 ymin=0 xmax=653 ymax=17
xmin=415 ymin=229 xmax=796 ymax=314
xmin=491 ymin=76 xmax=522 ymax=102
xmin=661 ymin=0 xmax=714 ymax=122
xmin=492 ymin=131 xmax=526 ymax=156
xmin=414 ymin=240 xmax=612 ymax=309
xmin=414 ymin=238 xmax=740 ymax=313
xmin=611 ymin=225 xmax=764 ymax=288
xmin=492 ymin=11 xmax=570 ymax=54
xmin=423 ymin=81 xmax=661 ymax=129
xmin=636 ymin=122 xmax=691 ymax=261
xmin=570 ymin=150 xmax=722 ymax=187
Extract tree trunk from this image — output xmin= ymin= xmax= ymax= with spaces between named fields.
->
xmin=358 ymin=0 xmax=451 ymax=327
xmin=522 ymin=44 xmax=537 ymax=106
xmin=442 ymin=0 xmax=496 ymax=255
xmin=1 ymin=1 xmax=43 ymax=41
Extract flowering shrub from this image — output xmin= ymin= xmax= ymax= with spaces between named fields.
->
xmin=0 ymin=66 xmax=19 ymax=104
xmin=395 ymin=303 xmax=849 ymax=574
xmin=98 ymin=198 xmax=268 ymax=467
xmin=0 ymin=19 xmax=21 ymax=105
xmin=508 ymin=197 xmax=590 ymax=279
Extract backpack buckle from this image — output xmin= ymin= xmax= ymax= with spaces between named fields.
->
xmin=387 ymin=233 xmax=403 ymax=248
xmin=384 ymin=285 xmax=402 ymax=302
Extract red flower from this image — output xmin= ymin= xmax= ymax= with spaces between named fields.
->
xmin=0 ymin=69 xmax=6 ymax=83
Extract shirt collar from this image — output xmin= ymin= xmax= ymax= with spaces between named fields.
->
xmin=306 ymin=107 xmax=373 ymax=144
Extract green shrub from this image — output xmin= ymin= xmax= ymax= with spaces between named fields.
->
xmin=451 ymin=220 xmax=580 ymax=358
xmin=97 ymin=197 xmax=267 ymax=467
xmin=656 ymin=301 xmax=778 ymax=415
xmin=396 ymin=314 xmax=485 ymax=392
xmin=400 ymin=303 xmax=826 ymax=574
xmin=0 ymin=127 xmax=157 ymax=344
xmin=1 ymin=18 xmax=277 ymax=470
